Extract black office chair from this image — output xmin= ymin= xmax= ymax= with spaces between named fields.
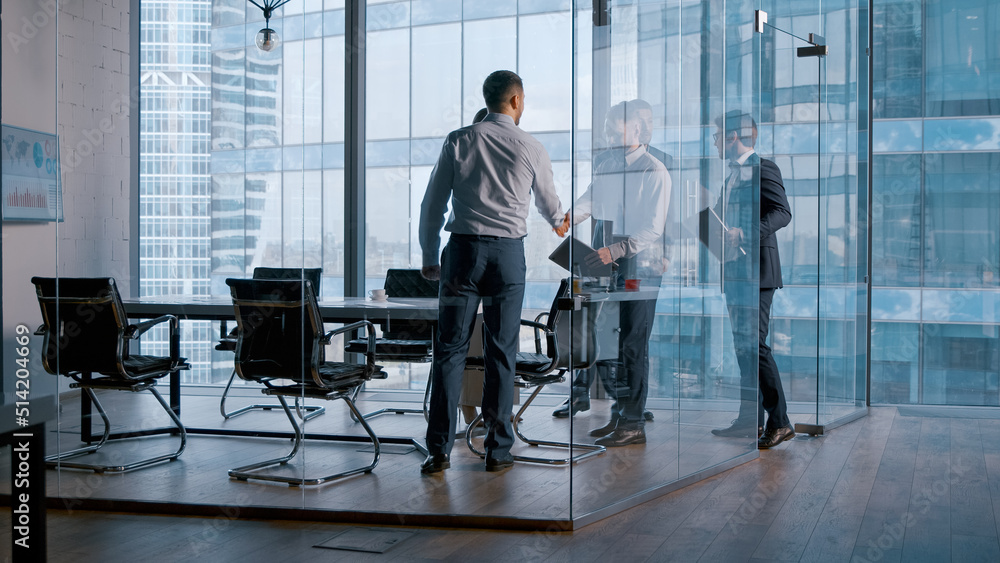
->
xmin=464 ymin=279 xmax=606 ymax=465
xmin=31 ymin=276 xmax=189 ymax=473
xmin=217 ymin=267 xmax=325 ymax=421
xmin=345 ymin=268 xmax=438 ymax=421
xmin=225 ymin=277 xmax=385 ymax=486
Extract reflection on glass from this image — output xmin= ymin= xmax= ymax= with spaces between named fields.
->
xmin=563 ymin=101 xmax=672 ymax=444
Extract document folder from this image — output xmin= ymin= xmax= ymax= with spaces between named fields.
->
xmin=548 ymin=236 xmax=613 ymax=278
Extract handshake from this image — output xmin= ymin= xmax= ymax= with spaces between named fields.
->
xmin=553 ymin=211 xmax=571 ymax=238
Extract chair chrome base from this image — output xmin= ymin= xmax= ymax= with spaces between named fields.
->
xmin=465 ymin=383 xmax=606 ymax=465
xmin=356 ymin=377 xmax=432 ymax=422
xmin=46 ymin=384 xmax=187 ymax=473
xmin=228 ymin=390 xmax=379 ymax=486
xmin=219 ymin=369 xmax=325 ymax=421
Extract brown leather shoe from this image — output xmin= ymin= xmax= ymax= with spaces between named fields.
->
xmin=757 ymin=426 xmax=795 ymax=449
xmin=595 ymin=423 xmax=646 ymax=447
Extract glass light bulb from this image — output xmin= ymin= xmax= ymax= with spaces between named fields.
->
xmin=256 ymin=27 xmax=279 ymax=52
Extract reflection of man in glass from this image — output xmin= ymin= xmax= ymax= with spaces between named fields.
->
xmin=707 ymin=111 xmax=794 ymax=448
xmin=558 ymin=101 xmax=671 ymax=447
xmin=419 ymin=71 xmax=567 ymax=473
xmin=552 ymin=99 xmax=672 ymax=425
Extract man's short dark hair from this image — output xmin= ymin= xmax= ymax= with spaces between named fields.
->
xmin=629 ymin=98 xmax=653 ymax=114
xmin=716 ymin=110 xmax=757 ymax=146
xmin=483 ymin=70 xmax=523 ymax=111
xmin=606 ymin=101 xmax=642 ymax=125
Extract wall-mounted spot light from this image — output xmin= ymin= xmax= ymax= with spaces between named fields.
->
xmin=248 ymin=0 xmax=291 ymax=52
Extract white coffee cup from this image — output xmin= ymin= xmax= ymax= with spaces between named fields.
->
xmin=368 ymin=288 xmax=387 ymax=301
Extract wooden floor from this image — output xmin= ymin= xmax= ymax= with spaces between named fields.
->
xmin=0 ymin=389 xmax=758 ymax=525
xmin=5 ymin=405 xmax=1000 ymax=561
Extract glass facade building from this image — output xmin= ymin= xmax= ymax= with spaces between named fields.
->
xmin=870 ymin=0 xmax=1000 ymax=406
xmin=140 ymin=0 xmax=214 ymax=381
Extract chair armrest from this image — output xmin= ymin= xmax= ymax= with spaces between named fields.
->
xmin=325 ymin=320 xmax=378 ymax=366
xmin=520 ymin=318 xmax=549 ymax=354
xmin=128 ymin=314 xmax=181 ymax=362
xmin=129 ymin=315 xmax=174 ymax=338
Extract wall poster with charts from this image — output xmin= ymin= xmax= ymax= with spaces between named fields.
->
xmin=1 ymin=124 xmax=63 ymax=221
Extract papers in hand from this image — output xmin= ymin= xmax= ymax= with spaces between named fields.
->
xmin=548 ymin=236 xmax=613 ymax=278
xmin=698 ymin=206 xmax=747 ymax=261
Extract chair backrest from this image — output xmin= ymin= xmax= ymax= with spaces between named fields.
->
xmin=383 ymin=269 xmax=438 ymax=298
xmin=381 ymin=269 xmax=437 ymax=340
xmin=31 ymin=277 xmax=130 ymax=376
xmin=547 ymin=279 xmax=599 ymax=371
xmin=252 ymin=267 xmax=322 ymax=296
xmin=226 ymin=278 xmax=325 ymax=386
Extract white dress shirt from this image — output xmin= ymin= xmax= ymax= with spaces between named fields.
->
xmin=572 ymin=145 xmax=671 ymax=261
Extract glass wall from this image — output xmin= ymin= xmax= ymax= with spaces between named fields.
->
xmin=563 ymin=0 xmax=763 ymax=516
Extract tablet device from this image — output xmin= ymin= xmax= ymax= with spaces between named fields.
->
xmin=548 ymin=236 xmax=613 ymax=277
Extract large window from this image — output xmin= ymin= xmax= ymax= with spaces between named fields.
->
xmin=871 ymin=0 xmax=1000 ymax=406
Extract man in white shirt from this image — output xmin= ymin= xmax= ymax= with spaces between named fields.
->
xmin=418 ymin=70 xmax=568 ymax=473
xmin=559 ymin=101 xmax=672 ymax=447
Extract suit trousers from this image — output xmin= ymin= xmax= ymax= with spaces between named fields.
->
xmin=570 ymin=291 xmax=660 ymax=426
xmin=425 ymin=235 xmax=525 ymax=456
xmin=727 ymin=286 xmax=790 ymax=430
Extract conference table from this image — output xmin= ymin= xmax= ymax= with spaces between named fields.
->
xmin=70 ymin=295 xmax=440 ymax=452
xmin=76 ymin=290 xmax=653 ymax=451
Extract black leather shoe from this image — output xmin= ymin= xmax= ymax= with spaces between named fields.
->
xmin=595 ymin=423 xmax=646 ymax=447
xmin=485 ymin=452 xmax=514 ymax=472
xmin=420 ymin=453 xmax=450 ymax=474
xmin=552 ymin=396 xmax=590 ymax=418
xmin=711 ymin=419 xmax=763 ymax=439
xmin=589 ymin=418 xmax=619 ymax=438
xmin=758 ymin=426 xmax=795 ymax=449
xmin=644 ymin=410 xmax=654 ymax=421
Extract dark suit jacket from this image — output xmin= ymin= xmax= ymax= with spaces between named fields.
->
xmin=712 ymin=152 xmax=791 ymax=290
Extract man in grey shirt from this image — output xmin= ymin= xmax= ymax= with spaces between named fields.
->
xmin=418 ymin=70 xmax=567 ymax=474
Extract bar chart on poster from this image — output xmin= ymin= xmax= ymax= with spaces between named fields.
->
xmin=2 ymin=124 xmax=63 ymax=221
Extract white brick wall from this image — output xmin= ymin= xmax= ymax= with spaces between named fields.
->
xmin=57 ymin=0 xmax=133 ymax=293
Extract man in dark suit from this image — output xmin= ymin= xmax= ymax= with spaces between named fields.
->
xmin=707 ymin=111 xmax=794 ymax=449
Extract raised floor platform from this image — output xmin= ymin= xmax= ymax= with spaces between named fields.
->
xmin=0 ymin=389 xmax=776 ymax=531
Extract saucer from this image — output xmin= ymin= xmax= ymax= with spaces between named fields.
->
xmin=369 ymin=296 xmax=388 ymax=302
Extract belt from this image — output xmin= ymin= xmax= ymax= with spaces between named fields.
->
xmin=450 ymin=233 xmax=522 ymax=241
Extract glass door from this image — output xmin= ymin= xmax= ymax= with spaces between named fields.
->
xmin=569 ymin=0 xmax=762 ymax=519
xmin=758 ymin=4 xmax=868 ymax=434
